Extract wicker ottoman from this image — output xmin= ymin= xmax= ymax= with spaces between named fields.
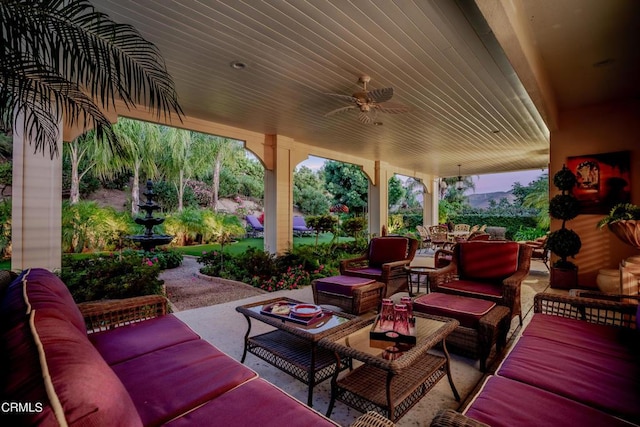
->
xmin=312 ymin=275 xmax=384 ymax=315
xmin=413 ymin=293 xmax=511 ymax=371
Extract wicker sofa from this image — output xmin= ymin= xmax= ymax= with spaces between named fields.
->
xmin=431 ymin=293 xmax=640 ymax=427
xmin=0 ymin=268 xmax=338 ymax=426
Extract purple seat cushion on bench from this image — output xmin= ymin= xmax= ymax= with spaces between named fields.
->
xmin=497 ymin=335 xmax=640 ymax=423
xmin=165 ymin=378 xmax=337 ymax=427
xmin=438 ymin=280 xmax=503 ymax=299
xmin=523 ymin=313 xmax=636 ymax=361
xmin=464 ymin=375 xmax=632 ymax=427
xmin=89 ymin=314 xmax=201 ymax=365
xmin=112 ymin=339 xmax=257 ymax=426
xmin=314 ymin=275 xmax=376 ymax=296
xmin=414 ymin=293 xmax=496 ymax=328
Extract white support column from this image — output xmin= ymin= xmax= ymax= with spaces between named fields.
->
xmin=421 ymin=179 xmax=434 ymax=226
xmin=12 ymin=112 xmax=63 ymax=271
xmin=262 ymin=135 xmax=295 ymax=254
xmin=368 ymin=161 xmax=390 ymax=236
xmin=432 ymin=178 xmax=440 ymax=224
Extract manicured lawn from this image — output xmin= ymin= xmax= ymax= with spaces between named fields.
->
xmin=174 ymin=233 xmax=340 ymax=257
xmin=0 ymin=234 xmax=346 ymax=269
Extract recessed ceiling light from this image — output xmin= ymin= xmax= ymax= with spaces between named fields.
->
xmin=373 ymin=121 xmax=383 ymax=126
xmin=230 ymin=61 xmax=247 ymax=70
xmin=492 ymin=130 xmax=500 ymax=134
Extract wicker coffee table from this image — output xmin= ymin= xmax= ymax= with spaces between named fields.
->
xmin=319 ymin=313 xmax=460 ymax=422
xmin=235 ymin=296 xmax=362 ymax=407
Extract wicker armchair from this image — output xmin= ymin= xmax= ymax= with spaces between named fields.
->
xmin=429 ymin=241 xmax=532 ymax=325
xmin=340 ymin=236 xmax=418 ymax=297
xmin=523 ymin=235 xmax=549 ymax=270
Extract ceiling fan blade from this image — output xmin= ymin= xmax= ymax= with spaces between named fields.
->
xmin=368 ymin=87 xmax=394 ymax=103
xmin=325 ymin=93 xmax=359 ymax=103
xmin=357 ymin=112 xmax=375 ymax=124
xmin=376 ymin=102 xmax=410 ymax=114
xmin=325 ymin=105 xmax=357 ymax=117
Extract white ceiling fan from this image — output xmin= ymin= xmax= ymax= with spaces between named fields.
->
xmin=324 ymin=75 xmax=410 ymax=124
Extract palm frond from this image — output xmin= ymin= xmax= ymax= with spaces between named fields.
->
xmin=1 ymin=0 xmax=183 ymax=157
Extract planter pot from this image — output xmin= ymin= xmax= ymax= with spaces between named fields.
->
xmin=550 ymin=266 xmax=578 ymax=289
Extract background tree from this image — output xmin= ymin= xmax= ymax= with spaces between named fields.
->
xmin=1 ymin=0 xmax=182 ymax=156
xmin=323 ymin=161 xmax=368 ymax=213
xmin=388 ymin=175 xmax=405 ymax=208
xmin=294 ymin=166 xmax=330 ymax=215
xmin=94 ymin=118 xmax=161 ymax=215
xmin=522 ymin=173 xmax=550 ymax=229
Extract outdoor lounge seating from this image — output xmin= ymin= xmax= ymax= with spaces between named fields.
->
xmin=312 ymin=275 xmax=385 ymax=315
xmin=246 ymin=214 xmax=264 ymax=237
xmin=523 ymin=235 xmax=550 ymax=270
xmin=430 ymin=293 xmax=640 ymax=427
xmin=0 ymin=269 xmax=337 ymax=426
xmin=293 ymin=215 xmax=314 ymax=236
xmin=429 ymin=241 xmax=532 ymax=325
xmin=340 ymin=236 xmax=418 ymax=297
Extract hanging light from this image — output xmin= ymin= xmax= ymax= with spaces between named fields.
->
xmin=455 ymin=164 xmax=464 ymax=190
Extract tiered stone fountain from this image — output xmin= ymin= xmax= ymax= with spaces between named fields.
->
xmin=128 ymin=180 xmax=173 ymax=251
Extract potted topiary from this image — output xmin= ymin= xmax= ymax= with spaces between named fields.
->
xmin=546 ymin=165 xmax=582 ymax=289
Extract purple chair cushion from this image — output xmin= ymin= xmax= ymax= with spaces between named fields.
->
xmin=1 ymin=268 xmax=86 ymax=333
xmin=2 ymin=309 xmax=141 ymax=426
xmin=523 ymin=313 xmax=636 ymax=361
xmin=497 ymin=335 xmax=640 ymax=422
xmin=165 ymin=378 xmax=337 ymax=427
xmin=438 ymin=280 xmax=503 ymax=299
xmin=368 ymin=237 xmax=409 ymax=267
xmin=112 ymin=339 xmax=257 ymax=426
xmin=89 ymin=314 xmax=201 ymax=365
xmin=458 ymin=241 xmax=519 ymax=280
xmin=315 ymin=275 xmax=376 ymax=296
xmin=414 ymin=293 xmax=496 ymax=328
xmin=464 ymin=376 xmax=632 ymax=427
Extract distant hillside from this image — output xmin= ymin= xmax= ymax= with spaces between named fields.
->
xmin=467 ymin=191 xmax=515 ymax=209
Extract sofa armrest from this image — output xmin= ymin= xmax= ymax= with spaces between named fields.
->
xmin=430 ymin=409 xmax=490 ymax=427
xmin=350 ymin=411 xmax=396 ymax=427
xmin=533 ymin=293 xmax=638 ymax=329
xmin=340 ymin=255 xmax=369 ymax=273
xmin=78 ymin=295 xmax=169 ymax=333
xmin=428 ymin=263 xmax=458 ymax=292
xmin=570 ymin=290 xmax=640 ymax=303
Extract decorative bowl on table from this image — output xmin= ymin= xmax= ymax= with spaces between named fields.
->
xmin=290 ymin=304 xmax=322 ymax=318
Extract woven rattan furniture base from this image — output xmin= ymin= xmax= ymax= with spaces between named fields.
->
xmin=312 ymin=277 xmax=385 ymax=315
xmin=319 ymin=313 xmax=460 ymax=422
xmin=235 ymin=296 xmax=361 ymax=407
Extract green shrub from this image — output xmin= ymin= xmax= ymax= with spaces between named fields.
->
xmin=60 ymin=252 xmax=164 ymax=303
xmin=62 ymin=201 xmax=134 ymax=253
xmin=0 ymin=199 xmax=11 ymax=258
xmin=122 ymin=248 xmax=183 ymax=269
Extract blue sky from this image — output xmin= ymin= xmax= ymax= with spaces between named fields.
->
xmin=298 ymin=156 xmax=546 ymax=194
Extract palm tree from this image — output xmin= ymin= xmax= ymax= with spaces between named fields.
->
xmin=1 ymin=0 xmax=182 ymax=157
xmin=523 ymin=173 xmax=550 ymax=229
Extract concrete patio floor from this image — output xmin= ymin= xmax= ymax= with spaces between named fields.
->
xmin=173 ymin=255 xmax=551 ymax=426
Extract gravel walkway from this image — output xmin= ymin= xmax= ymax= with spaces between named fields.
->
xmin=160 ymin=256 xmax=266 ymax=311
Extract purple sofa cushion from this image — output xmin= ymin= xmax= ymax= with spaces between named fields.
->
xmin=1 ymin=268 xmax=85 ymax=333
xmin=414 ymin=293 xmax=495 ymax=328
xmin=458 ymin=241 xmax=519 ymax=280
xmin=523 ymin=313 xmax=636 ymax=361
xmin=368 ymin=237 xmax=409 ymax=267
xmin=112 ymin=339 xmax=257 ymax=426
xmin=464 ymin=375 xmax=632 ymax=427
xmin=89 ymin=314 xmax=201 ymax=365
xmin=2 ymin=308 xmax=141 ymax=426
xmin=497 ymin=336 xmax=640 ymax=422
xmin=165 ymin=378 xmax=338 ymax=427
xmin=438 ymin=280 xmax=503 ymax=299
xmin=315 ymin=275 xmax=376 ymax=296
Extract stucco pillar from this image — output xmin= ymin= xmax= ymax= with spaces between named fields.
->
xmin=368 ymin=161 xmax=389 ymax=236
xmin=421 ymin=179 xmax=435 ymax=226
xmin=12 ymin=112 xmax=63 ymax=271
xmin=431 ymin=178 xmax=440 ymax=224
xmin=263 ymin=135 xmax=295 ymax=254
